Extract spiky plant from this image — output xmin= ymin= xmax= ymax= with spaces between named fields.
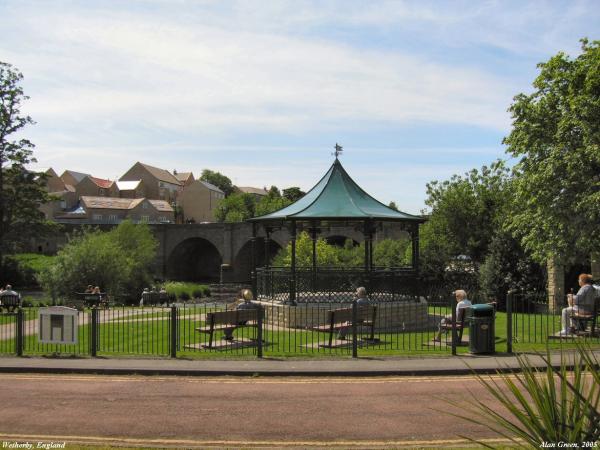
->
xmin=450 ymin=345 xmax=600 ymax=448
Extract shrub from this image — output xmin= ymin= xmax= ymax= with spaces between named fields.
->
xmin=192 ymin=289 xmax=203 ymax=299
xmin=178 ymin=292 xmax=190 ymax=301
xmin=452 ymin=345 xmax=600 ymax=447
xmin=1 ymin=253 xmax=55 ymax=288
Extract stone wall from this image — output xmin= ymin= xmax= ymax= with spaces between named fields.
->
xmin=256 ymin=298 xmax=435 ymax=332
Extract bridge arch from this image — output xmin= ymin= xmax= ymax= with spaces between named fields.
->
xmin=166 ymin=237 xmax=222 ymax=282
xmin=233 ymin=238 xmax=283 ymax=282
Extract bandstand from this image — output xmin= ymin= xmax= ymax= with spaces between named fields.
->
xmin=248 ymin=148 xmax=431 ymax=331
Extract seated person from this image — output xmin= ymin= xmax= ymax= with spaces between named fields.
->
xmin=223 ymin=289 xmax=256 ymax=341
xmin=140 ymin=288 xmax=150 ymax=307
xmin=560 ymin=273 xmax=596 ymax=336
xmin=337 ymin=286 xmax=370 ymax=340
xmin=433 ymin=289 xmax=472 ymax=342
xmin=0 ymin=284 xmax=20 ymax=298
xmin=84 ymin=285 xmax=94 ymax=294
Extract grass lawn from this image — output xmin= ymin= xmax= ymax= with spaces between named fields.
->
xmin=0 ymin=305 xmax=597 ymax=358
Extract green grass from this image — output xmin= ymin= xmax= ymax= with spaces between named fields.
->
xmin=163 ymin=281 xmax=211 ymax=300
xmin=0 ymin=305 xmax=597 ymax=358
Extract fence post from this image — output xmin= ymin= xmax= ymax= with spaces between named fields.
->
xmin=256 ymin=305 xmax=263 ymax=358
xmin=506 ymin=290 xmax=513 ymax=354
xmin=170 ymin=305 xmax=177 ymax=358
xmin=90 ymin=307 xmax=98 ymax=357
xmin=352 ymin=300 xmax=358 ymax=358
xmin=451 ymin=293 xmax=457 ymax=356
xmin=16 ymin=308 xmax=24 ymax=356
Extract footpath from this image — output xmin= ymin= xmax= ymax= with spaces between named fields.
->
xmin=0 ymin=351 xmax=594 ymax=377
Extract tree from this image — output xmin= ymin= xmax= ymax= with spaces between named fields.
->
xmin=388 ymin=201 xmax=399 ymax=211
xmin=200 ymin=169 xmax=234 ymax=197
xmin=504 ymin=39 xmax=600 ymax=262
xmin=0 ymin=62 xmax=51 ymax=265
xmin=38 ymin=221 xmax=158 ymax=303
xmin=420 ymin=160 xmax=511 ymax=270
xmin=255 ymin=186 xmax=291 ymax=217
xmin=214 ymin=192 xmax=256 ymax=222
xmin=283 ymin=187 xmax=305 ymax=202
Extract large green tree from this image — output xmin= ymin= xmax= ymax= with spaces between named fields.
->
xmin=38 ymin=221 xmax=158 ymax=303
xmin=504 ymin=39 xmax=600 ymax=262
xmin=0 ymin=62 xmax=50 ymax=265
xmin=200 ymin=169 xmax=234 ymax=197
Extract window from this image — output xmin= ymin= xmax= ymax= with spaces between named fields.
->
xmin=93 ymin=214 xmax=103 ymax=221
xmin=140 ymin=215 xmax=150 ymax=222
xmin=60 ymin=200 xmax=66 ymax=209
xmin=159 ymin=216 xmax=167 ymax=223
xmin=142 ymin=202 xmax=148 ymax=209
xmin=99 ymin=188 xmax=105 ymax=196
xmin=108 ymin=214 xmax=118 ymax=222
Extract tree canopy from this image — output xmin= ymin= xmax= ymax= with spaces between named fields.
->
xmin=0 ymin=62 xmax=51 ymax=263
xmin=504 ymin=39 xmax=600 ymax=263
xmin=38 ymin=221 xmax=158 ymax=303
xmin=200 ymin=169 xmax=234 ymax=197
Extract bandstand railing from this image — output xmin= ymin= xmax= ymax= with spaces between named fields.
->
xmin=255 ymin=266 xmax=420 ymax=303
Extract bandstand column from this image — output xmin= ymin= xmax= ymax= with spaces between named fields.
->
xmin=290 ymin=221 xmax=297 ymax=305
xmin=264 ymin=227 xmax=271 ymax=269
xmin=251 ymin=222 xmax=257 ymax=296
xmin=411 ymin=223 xmax=420 ymax=272
xmin=310 ymin=224 xmax=318 ymax=291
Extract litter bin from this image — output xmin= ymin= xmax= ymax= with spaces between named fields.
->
xmin=469 ymin=304 xmax=495 ymax=354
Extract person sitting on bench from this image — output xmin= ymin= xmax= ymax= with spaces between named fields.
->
xmin=337 ymin=286 xmax=370 ymax=340
xmin=560 ymin=273 xmax=596 ymax=336
xmin=223 ymin=289 xmax=256 ymax=341
xmin=433 ymin=289 xmax=472 ymax=342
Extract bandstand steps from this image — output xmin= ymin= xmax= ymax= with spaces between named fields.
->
xmin=208 ymin=283 xmax=251 ymax=303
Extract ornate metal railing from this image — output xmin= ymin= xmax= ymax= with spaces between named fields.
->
xmin=255 ymin=266 xmax=420 ymax=303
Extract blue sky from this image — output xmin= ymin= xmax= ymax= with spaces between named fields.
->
xmin=1 ymin=0 xmax=598 ymax=214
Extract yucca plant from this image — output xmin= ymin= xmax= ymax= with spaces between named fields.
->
xmin=450 ymin=345 xmax=600 ymax=448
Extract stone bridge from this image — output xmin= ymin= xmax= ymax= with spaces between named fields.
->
xmin=37 ymin=222 xmax=408 ymax=283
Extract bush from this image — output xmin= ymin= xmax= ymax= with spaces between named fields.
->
xmin=164 ymin=282 xmax=210 ymax=301
xmin=1 ymin=253 xmax=55 ymax=288
xmin=192 ymin=289 xmax=203 ymax=299
xmin=178 ymin=292 xmax=190 ymax=301
xmin=452 ymin=345 xmax=600 ymax=446
xmin=37 ymin=222 xmax=158 ymax=304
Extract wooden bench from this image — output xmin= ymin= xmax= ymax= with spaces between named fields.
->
xmin=571 ymin=298 xmax=599 ymax=336
xmin=439 ymin=307 xmax=469 ymax=344
xmin=0 ymin=294 xmax=21 ymax=313
xmin=196 ymin=309 xmax=262 ymax=348
xmin=312 ymin=304 xmax=377 ymax=348
xmin=143 ymin=291 xmax=169 ymax=306
xmin=74 ymin=293 xmax=110 ymax=309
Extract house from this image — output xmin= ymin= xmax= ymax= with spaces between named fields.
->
xmin=237 ymin=186 xmax=268 ymax=199
xmin=119 ymin=162 xmax=182 ymax=203
xmin=116 ymin=180 xmax=145 ymax=199
xmin=39 ymin=185 xmax=77 ymax=220
xmin=174 ymin=170 xmax=194 ymax=187
xmin=39 ymin=168 xmax=67 ymax=192
xmin=55 ymin=196 xmax=174 ymax=224
xmin=180 ymin=180 xmax=224 ymax=222
xmin=75 ymin=175 xmax=118 ymax=199
xmin=60 ymin=170 xmax=90 ymax=189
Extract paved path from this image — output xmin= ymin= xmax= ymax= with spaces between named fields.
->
xmin=0 ymin=373 xmax=508 ymax=448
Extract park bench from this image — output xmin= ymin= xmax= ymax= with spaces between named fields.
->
xmin=571 ymin=298 xmax=599 ymax=337
xmin=141 ymin=291 xmax=170 ymax=306
xmin=74 ymin=293 xmax=110 ymax=309
xmin=439 ymin=306 xmax=469 ymax=345
xmin=196 ymin=308 xmax=262 ymax=348
xmin=312 ymin=304 xmax=377 ymax=348
xmin=0 ymin=294 xmax=21 ymax=313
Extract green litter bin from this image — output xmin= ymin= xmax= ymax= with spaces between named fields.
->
xmin=469 ymin=304 xmax=495 ymax=354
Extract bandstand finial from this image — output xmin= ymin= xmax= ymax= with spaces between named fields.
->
xmin=333 ymin=143 xmax=343 ymax=159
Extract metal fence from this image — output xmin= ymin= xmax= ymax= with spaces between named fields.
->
xmin=0 ymin=291 xmax=597 ymax=358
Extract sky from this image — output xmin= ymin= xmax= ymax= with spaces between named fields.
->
xmin=0 ymin=0 xmax=598 ymax=214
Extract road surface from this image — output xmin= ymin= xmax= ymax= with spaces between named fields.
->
xmin=0 ymin=373 xmax=510 ymax=448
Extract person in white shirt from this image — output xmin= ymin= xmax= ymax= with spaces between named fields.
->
xmin=433 ymin=289 xmax=472 ymax=342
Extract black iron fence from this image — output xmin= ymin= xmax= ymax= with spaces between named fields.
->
xmin=256 ymin=267 xmax=420 ymax=303
xmin=0 ymin=291 xmax=597 ymax=358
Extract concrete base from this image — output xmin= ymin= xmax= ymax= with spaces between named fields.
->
xmin=256 ymin=296 xmax=436 ymax=332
